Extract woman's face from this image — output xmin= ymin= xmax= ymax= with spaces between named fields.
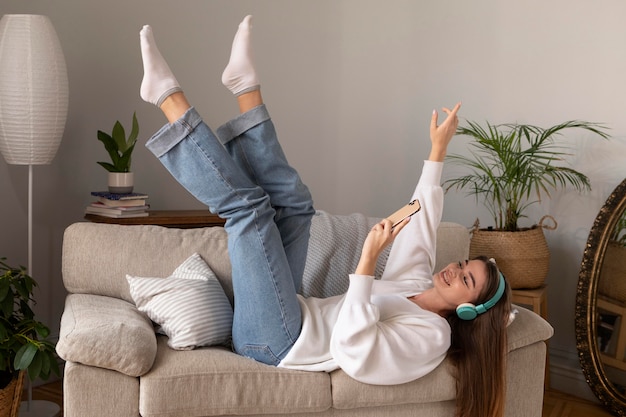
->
xmin=433 ymin=260 xmax=489 ymax=310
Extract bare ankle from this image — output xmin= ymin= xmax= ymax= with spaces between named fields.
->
xmin=237 ymin=90 xmax=263 ymax=114
xmin=160 ymin=92 xmax=191 ymax=123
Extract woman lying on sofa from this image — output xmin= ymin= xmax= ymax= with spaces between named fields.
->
xmin=139 ymin=15 xmax=512 ymax=417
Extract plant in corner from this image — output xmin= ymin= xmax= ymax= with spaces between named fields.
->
xmin=0 ymin=258 xmax=60 ymax=412
xmin=444 ymin=120 xmax=610 ymax=288
xmin=97 ymin=112 xmax=139 ymax=193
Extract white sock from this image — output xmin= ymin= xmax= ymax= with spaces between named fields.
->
xmin=222 ymin=15 xmax=260 ymax=96
xmin=140 ymin=25 xmax=182 ymax=106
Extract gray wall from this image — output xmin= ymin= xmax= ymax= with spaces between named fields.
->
xmin=1 ymin=0 xmax=625 ymax=399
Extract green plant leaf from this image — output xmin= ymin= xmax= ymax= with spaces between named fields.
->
xmin=112 ymin=121 xmax=127 ymax=153
xmin=34 ymin=322 xmax=50 ymax=339
xmin=39 ymin=349 xmax=50 ymax=376
xmin=117 ymin=144 xmax=135 ymax=173
xmin=48 ymin=351 xmax=60 ymax=377
xmin=0 ymin=277 xmax=9 ymax=300
xmin=97 ymin=130 xmax=119 ymax=154
xmin=14 ymin=343 xmax=37 ymax=371
xmin=1 ymin=293 xmax=13 ymax=318
xmin=13 ymin=277 xmax=32 ymax=302
xmin=19 ymin=300 xmax=34 ymax=321
xmin=27 ymin=350 xmax=42 ymax=381
xmin=97 ymin=161 xmax=117 ymax=172
xmin=97 ymin=130 xmax=122 ymax=170
xmin=128 ymin=112 xmax=139 ymax=147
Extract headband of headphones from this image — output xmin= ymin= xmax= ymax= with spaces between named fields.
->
xmin=456 ymin=272 xmax=506 ymax=321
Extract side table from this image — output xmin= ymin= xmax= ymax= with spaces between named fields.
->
xmin=512 ymin=286 xmax=548 ymax=320
xmin=511 ymin=285 xmax=550 ymax=389
xmin=85 ymin=210 xmax=225 ymax=229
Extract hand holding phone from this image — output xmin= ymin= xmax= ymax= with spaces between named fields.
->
xmin=386 ymin=199 xmax=421 ymax=229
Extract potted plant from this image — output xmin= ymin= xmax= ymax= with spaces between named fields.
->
xmin=444 ymin=120 xmax=609 ymax=288
xmin=0 ymin=258 xmax=60 ymax=416
xmin=97 ymin=112 xmax=139 ymax=193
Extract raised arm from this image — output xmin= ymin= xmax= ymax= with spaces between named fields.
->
xmin=356 ymin=103 xmax=462 ymax=277
xmin=332 ymin=104 xmax=462 ymax=384
xmin=379 ymin=103 xmax=462 ymax=282
xmin=428 ymin=102 xmax=461 ymax=162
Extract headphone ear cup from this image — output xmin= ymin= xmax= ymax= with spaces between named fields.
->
xmin=456 ymin=302 xmax=478 ymax=320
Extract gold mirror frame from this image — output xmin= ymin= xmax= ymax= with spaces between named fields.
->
xmin=576 ymin=178 xmax=626 ymax=416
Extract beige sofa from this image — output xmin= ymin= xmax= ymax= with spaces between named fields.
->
xmin=57 ymin=211 xmax=553 ymax=417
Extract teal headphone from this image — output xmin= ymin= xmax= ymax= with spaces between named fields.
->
xmin=456 ymin=272 xmax=506 ymax=320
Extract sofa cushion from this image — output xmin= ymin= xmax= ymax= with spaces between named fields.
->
xmin=302 ymin=211 xmax=385 ymax=298
xmin=139 ymin=337 xmax=331 ymax=416
xmin=127 ymin=253 xmax=233 ymax=350
xmin=331 ymin=360 xmax=456 ymax=409
xmin=56 ymin=294 xmax=157 ymax=377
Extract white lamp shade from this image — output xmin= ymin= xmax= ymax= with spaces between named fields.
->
xmin=0 ymin=14 xmax=69 ymax=165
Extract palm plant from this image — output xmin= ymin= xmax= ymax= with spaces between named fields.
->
xmin=444 ymin=120 xmax=609 ymax=231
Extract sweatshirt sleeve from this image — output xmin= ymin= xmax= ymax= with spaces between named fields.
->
xmin=380 ymin=160 xmax=444 ymax=283
xmin=329 ymin=274 xmax=450 ymax=385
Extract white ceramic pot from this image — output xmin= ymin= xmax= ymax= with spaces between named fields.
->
xmin=108 ymin=172 xmax=134 ymax=194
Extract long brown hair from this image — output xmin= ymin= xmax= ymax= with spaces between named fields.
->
xmin=446 ymin=256 xmax=512 ymax=417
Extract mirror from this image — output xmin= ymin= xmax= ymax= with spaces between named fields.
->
xmin=576 ymin=177 xmax=626 ymax=416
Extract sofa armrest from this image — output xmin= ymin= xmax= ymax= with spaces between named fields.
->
xmin=507 ymin=306 xmax=554 ymax=352
xmin=57 ymin=294 xmax=157 ymax=377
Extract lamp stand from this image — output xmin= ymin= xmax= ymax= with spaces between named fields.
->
xmin=18 ymin=165 xmax=61 ymax=417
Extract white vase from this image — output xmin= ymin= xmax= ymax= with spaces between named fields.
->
xmin=108 ymin=172 xmax=134 ymax=194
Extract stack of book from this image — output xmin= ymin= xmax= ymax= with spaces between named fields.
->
xmin=85 ymin=191 xmax=150 ymax=218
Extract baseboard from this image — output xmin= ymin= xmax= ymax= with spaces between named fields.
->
xmin=548 ymin=345 xmax=599 ymax=402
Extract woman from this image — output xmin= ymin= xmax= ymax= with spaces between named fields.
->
xmin=139 ymin=15 xmax=511 ymax=417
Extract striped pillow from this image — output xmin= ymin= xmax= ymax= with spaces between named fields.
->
xmin=127 ymin=253 xmax=233 ymax=350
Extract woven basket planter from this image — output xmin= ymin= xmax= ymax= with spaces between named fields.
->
xmin=0 ymin=371 xmax=25 ymax=417
xmin=598 ymin=242 xmax=626 ymax=303
xmin=469 ymin=217 xmax=556 ymax=289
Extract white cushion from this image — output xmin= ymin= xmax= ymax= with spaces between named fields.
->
xmin=127 ymin=253 xmax=233 ymax=350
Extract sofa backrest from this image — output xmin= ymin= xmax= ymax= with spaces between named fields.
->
xmin=301 ymin=211 xmax=469 ymax=298
xmin=62 ymin=212 xmax=470 ymax=303
xmin=62 ymin=223 xmax=233 ymax=304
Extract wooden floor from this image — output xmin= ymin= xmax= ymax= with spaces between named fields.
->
xmin=22 ymin=380 xmax=64 ymax=416
xmin=542 ymin=389 xmax=615 ymax=417
xmin=25 ymin=381 xmax=616 ymax=417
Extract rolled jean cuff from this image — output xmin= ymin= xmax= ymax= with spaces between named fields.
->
xmin=145 ymin=106 xmax=203 ymax=158
xmin=216 ymin=104 xmax=270 ymax=145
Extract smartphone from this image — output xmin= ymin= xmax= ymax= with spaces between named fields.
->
xmin=387 ymin=199 xmax=421 ymax=229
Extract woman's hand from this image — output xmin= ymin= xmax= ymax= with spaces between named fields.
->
xmin=429 ymin=102 xmax=461 ymax=162
xmin=355 ymin=218 xmax=410 ymax=276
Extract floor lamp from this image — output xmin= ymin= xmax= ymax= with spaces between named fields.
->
xmin=0 ymin=14 xmax=69 ymax=417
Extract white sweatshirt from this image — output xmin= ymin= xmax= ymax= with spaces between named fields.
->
xmin=278 ymin=160 xmax=451 ymax=385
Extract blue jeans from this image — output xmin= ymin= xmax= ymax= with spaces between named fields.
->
xmin=146 ymin=105 xmax=315 ymax=365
